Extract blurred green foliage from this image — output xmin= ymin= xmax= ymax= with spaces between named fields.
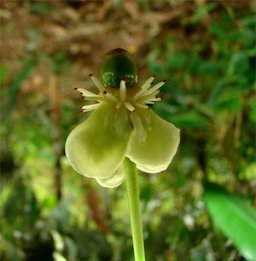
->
xmin=148 ymin=5 xmax=256 ymax=180
xmin=204 ymin=182 xmax=256 ymax=261
xmin=0 ymin=1 xmax=255 ymax=261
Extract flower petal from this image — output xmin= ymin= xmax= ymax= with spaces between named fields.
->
xmin=127 ymin=109 xmax=180 ymax=173
xmin=96 ymin=165 xmax=124 ymax=188
xmin=65 ymin=104 xmax=132 ymax=178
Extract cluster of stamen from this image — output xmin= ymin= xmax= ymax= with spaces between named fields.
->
xmin=75 ymin=74 xmax=166 ymax=113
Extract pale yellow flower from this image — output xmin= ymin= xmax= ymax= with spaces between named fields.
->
xmin=65 ymin=49 xmax=180 ymax=188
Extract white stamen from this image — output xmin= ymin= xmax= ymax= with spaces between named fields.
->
xmin=146 ymin=82 xmax=165 ymax=95
xmin=139 ymin=90 xmax=160 ymax=103
xmin=149 ymin=97 xmax=161 ymax=102
xmin=79 ymin=74 xmax=164 ymax=114
xmin=83 ymin=96 xmax=103 ymax=101
xmin=141 ymin=76 xmax=155 ymax=90
xmin=90 ymin=75 xmax=104 ymax=90
xmin=133 ymin=88 xmax=147 ymax=101
xmin=119 ymin=80 xmax=126 ymax=101
xmin=115 ymin=102 xmax=122 ymax=110
xmin=105 ymin=92 xmax=118 ymax=102
xmin=124 ymin=102 xmax=135 ymax=111
xmin=82 ymin=103 xmax=100 ymax=112
xmin=134 ymin=103 xmax=149 ymax=109
xmin=77 ymin=88 xmax=96 ymax=97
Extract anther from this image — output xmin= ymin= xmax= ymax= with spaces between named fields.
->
xmin=74 ymin=87 xmax=78 ymax=90
xmin=163 ymin=80 xmax=167 ymax=83
xmin=89 ymin=73 xmax=93 ymax=77
xmin=103 ymin=90 xmax=107 ymax=94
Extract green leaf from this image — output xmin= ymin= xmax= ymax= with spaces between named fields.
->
xmin=204 ymin=182 xmax=256 ymax=261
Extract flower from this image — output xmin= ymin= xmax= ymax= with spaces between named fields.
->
xmin=65 ymin=49 xmax=180 ymax=188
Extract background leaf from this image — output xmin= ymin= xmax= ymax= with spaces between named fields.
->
xmin=204 ymin=182 xmax=256 ymax=261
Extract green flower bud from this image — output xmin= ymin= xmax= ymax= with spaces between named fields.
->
xmin=101 ymin=48 xmax=137 ymax=88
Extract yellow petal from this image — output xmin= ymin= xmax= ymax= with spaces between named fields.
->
xmin=65 ymin=104 xmax=132 ymax=178
xmin=127 ymin=109 xmax=180 ymax=173
xmin=96 ymin=165 xmax=124 ymax=188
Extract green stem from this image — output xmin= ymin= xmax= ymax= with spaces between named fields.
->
xmin=124 ymin=158 xmax=145 ymax=261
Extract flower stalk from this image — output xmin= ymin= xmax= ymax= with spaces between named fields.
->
xmin=124 ymin=157 xmax=145 ymax=261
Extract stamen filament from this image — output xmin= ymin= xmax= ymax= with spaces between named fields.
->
xmin=77 ymin=88 xmax=96 ymax=97
xmin=150 ymin=97 xmax=161 ymax=102
xmin=141 ymin=76 xmax=155 ymax=90
xmin=90 ymin=75 xmax=104 ymax=90
xmin=120 ymin=80 xmax=127 ymax=101
xmin=83 ymin=96 xmax=104 ymax=101
xmin=138 ymin=91 xmax=160 ymax=103
xmin=133 ymin=80 xmax=162 ymax=101
xmin=124 ymin=102 xmax=135 ymax=112
xmin=147 ymin=82 xmax=165 ymax=94
xmin=133 ymin=88 xmax=147 ymax=101
xmin=82 ymin=103 xmax=100 ymax=112
xmin=134 ymin=103 xmax=149 ymax=109
xmin=115 ymin=102 xmax=122 ymax=110
xmin=105 ymin=92 xmax=118 ymax=102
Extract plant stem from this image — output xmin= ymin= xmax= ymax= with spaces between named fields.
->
xmin=124 ymin=158 xmax=145 ymax=261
